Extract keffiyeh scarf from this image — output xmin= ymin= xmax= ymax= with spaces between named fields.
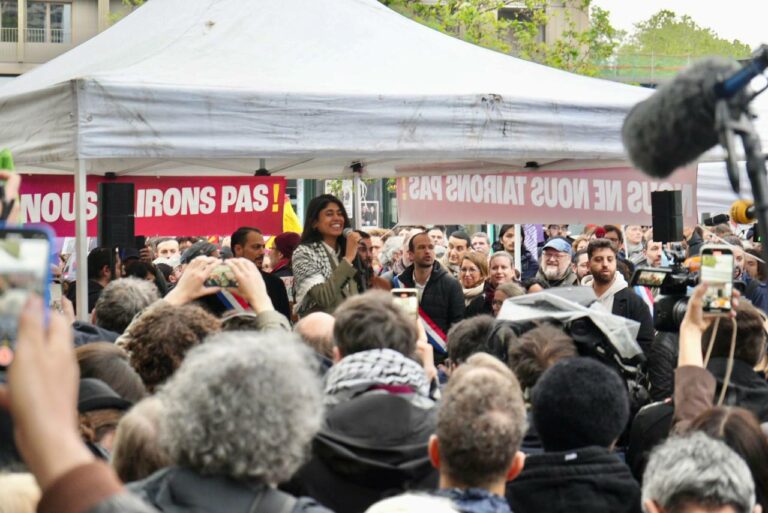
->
xmin=292 ymin=242 xmax=334 ymax=315
xmin=324 ymin=348 xmax=431 ymax=406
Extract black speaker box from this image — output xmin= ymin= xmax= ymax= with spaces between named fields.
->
xmin=98 ymin=182 xmax=135 ymax=249
xmin=651 ymin=190 xmax=683 ymax=243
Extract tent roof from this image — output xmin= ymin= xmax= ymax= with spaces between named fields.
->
xmin=0 ymin=0 xmax=700 ymax=178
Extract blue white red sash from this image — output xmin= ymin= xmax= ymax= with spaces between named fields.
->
xmin=419 ymin=307 xmax=448 ymax=354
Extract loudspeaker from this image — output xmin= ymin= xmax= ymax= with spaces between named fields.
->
xmin=98 ymin=183 xmax=135 ymax=249
xmin=651 ymin=190 xmax=683 ymax=243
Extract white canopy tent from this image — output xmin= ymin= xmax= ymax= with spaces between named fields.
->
xmin=0 ymin=0 xmax=763 ymax=315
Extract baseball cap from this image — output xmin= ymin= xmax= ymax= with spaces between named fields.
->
xmin=542 ymin=238 xmax=572 ymax=255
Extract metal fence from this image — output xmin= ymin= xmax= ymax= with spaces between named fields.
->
xmin=596 ymin=53 xmax=697 ymax=85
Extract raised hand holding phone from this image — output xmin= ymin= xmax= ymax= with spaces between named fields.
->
xmin=0 ymin=227 xmax=54 ymax=369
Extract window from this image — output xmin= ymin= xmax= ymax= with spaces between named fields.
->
xmin=26 ymin=1 xmax=71 ymax=44
xmin=0 ymin=1 xmax=17 ymax=42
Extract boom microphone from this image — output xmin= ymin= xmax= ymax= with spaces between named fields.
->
xmin=622 ymin=57 xmax=744 ymax=178
xmin=730 ymin=199 xmax=756 ymax=224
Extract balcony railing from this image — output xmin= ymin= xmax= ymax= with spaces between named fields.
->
xmin=0 ymin=27 xmax=17 ymax=43
xmin=25 ymin=28 xmax=70 ymax=44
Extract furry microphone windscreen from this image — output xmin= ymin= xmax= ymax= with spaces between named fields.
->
xmin=622 ymin=57 xmax=743 ymax=179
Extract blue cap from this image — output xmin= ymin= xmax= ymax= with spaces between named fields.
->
xmin=542 ymin=238 xmax=572 ymax=255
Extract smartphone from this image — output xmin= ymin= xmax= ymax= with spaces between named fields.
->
xmin=135 ymin=235 xmax=147 ymax=250
xmin=391 ymin=288 xmax=419 ymax=320
xmin=699 ymin=245 xmax=734 ymax=314
xmin=0 ymin=226 xmax=53 ymax=369
xmin=49 ymin=281 xmax=63 ymax=312
xmin=204 ymin=263 xmax=238 ymax=288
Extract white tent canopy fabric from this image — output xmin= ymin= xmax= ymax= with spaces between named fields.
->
xmin=0 ymin=0 xmax=658 ymax=178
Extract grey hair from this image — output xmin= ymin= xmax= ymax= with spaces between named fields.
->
xmin=93 ymin=278 xmax=159 ymax=334
xmin=642 ymin=432 xmax=755 ymax=513
xmin=489 ymin=251 xmax=515 ymax=268
xmin=157 ymin=331 xmax=324 ymax=483
xmin=380 ymin=236 xmax=405 ymax=267
xmin=471 ymin=232 xmax=490 ymax=242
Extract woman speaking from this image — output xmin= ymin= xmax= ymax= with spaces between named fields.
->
xmin=293 ymin=194 xmax=361 ymax=317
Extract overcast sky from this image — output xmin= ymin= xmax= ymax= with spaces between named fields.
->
xmin=592 ymin=0 xmax=766 ymax=49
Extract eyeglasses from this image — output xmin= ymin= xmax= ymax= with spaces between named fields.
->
xmin=459 ymin=268 xmax=479 ymax=274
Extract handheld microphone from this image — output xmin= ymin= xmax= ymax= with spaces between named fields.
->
xmin=703 ymin=213 xmax=730 ymax=226
xmin=622 ymin=57 xmax=746 ymax=178
xmin=342 ymin=228 xmax=354 ymax=238
xmin=730 ymin=199 xmax=756 ymax=224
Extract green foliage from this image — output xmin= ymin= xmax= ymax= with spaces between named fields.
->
xmin=381 ymin=0 xmax=513 ymax=53
xmin=380 ymin=0 xmax=621 ymax=77
xmin=109 ymin=0 xmax=145 ymax=24
xmin=620 ymin=10 xmax=752 ymax=59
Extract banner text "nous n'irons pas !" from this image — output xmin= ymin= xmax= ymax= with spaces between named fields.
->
xmin=19 ymin=175 xmax=286 ymax=237
xmin=397 ymin=167 xmax=697 ymax=225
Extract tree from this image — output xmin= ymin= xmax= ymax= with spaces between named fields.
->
xmin=620 ymin=10 xmax=751 ymax=59
xmin=379 ymin=0 xmax=622 ymax=77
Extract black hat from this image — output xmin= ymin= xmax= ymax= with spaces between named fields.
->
xmin=78 ymin=378 xmax=133 ymax=413
xmin=532 ymin=357 xmax=629 ymax=452
xmin=180 ymin=241 xmax=218 ymax=264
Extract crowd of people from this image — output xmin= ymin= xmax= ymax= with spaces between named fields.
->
xmin=0 ymin=191 xmax=767 ymax=513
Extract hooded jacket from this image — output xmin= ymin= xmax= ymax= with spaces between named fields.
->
xmin=583 ymin=273 xmax=655 ymax=352
xmin=506 ymin=446 xmax=641 ymax=513
xmin=397 ymin=261 xmax=464 ymax=336
xmin=284 ymin=350 xmax=439 ymax=513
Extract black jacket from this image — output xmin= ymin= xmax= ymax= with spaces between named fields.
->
xmin=397 ymin=261 xmax=464 ymax=336
xmin=611 ymin=288 xmax=655 ymax=352
xmin=66 ymin=279 xmax=105 ymax=314
xmin=627 ymin=357 xmax=768 ymax=481
xmin=284 ymin=392 xmax=438 ymax=513
xmin=261 ymin=269 xmax=291 ymax=320
xmin=129 ymin=467 xmax=330 ymax=513
xmin=506 ymin=446 xmax=641 ymax=513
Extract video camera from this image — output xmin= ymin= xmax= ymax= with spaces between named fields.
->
xmin=491 ymin=288 xmax=649 ymax=412
xmin=631 ymin=264 xmax=697 ymax=332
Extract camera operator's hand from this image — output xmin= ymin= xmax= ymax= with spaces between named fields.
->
xmin=165 ymin=257 xmax=221 ymax=306
xmin=227 ymin=258 xmax=274 ymax=313
xmin=679 ymin=284 xmax=739 ymax=368
xmin=0 ymin=296 xmax=94 ymax=490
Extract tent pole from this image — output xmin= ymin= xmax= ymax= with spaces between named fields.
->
xmin=352 ymin=162 xmax=363 ymax=230
xmin=74 ymin=159 xmax=89 ymax=321
xmin=514 ymin=224 xmax=522 ymax=276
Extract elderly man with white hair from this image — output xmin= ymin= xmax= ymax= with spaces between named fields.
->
xmin=128 ymin=332 xmax=333 ymax=513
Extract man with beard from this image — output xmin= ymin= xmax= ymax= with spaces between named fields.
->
xmin=231 ymin=227 xmax=291 ymax=319
xmin=397 ymin=232 xmax=464 ymax=357
xmin=585 ymin=239 xmax=654 ymax=351
xmin=572 ymin=249 xmax=590 ymax=282
xmin=536 ymin=238 xmax=578 ymax=288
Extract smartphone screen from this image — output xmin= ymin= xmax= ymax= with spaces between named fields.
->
xmin=391 ymin=288 xmax=419 ymax=321
xmin=0 ymin=229 xmax=52 ymax=368
xmin=700 ymin=247 xmax=734 ymax=314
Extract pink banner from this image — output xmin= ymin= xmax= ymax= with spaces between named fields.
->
xmin=19 ymin=175 xmax=286 ymax=237
xmin=396 ymin=167 xmax=698 ymax=225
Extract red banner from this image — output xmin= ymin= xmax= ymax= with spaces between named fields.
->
xmin=19 ymin=175 xmax=286 ymax=237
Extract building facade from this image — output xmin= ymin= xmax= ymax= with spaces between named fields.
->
xmin=0 ymin=0 xmax=130 ymax=76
